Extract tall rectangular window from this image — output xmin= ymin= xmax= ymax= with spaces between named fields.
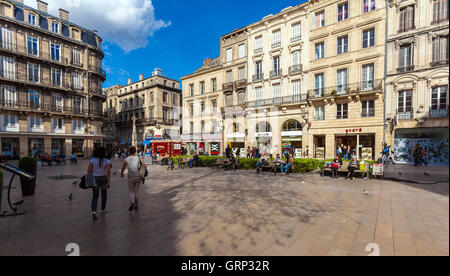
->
xmin=27 ymin=36 xmax=39 ymax=56
xmin=2 ymin=114 xmax=18 ymax=130
xmin=200 ymin=101 xmax=205 ymax=115
xmin=0 ymin=85 xmax=17 ymax=106
xmin=0 ymin=56 xmax=15 ymax=79
xmin=189 ymin=84 xmax=194 ymax=96
xmin=50 ymin=43 xmax=60 ymax=61
xmin=255 ymin=36 xmax=263 ymax=53
xmin=399 ymin=44 xmax=413 ymax=71
xmin=432 ymin=36 xmax=449 ymax=63
xmin=361 ymin=100 xmax=375 ymax=117
xmin=361 ymin=64 xmax=375 ymax=90
xmin=255 ymin=87 xmax=263 ymax=101
xmin=226 ymin=71 xmax=233 ymax=83
xmin=362 ymin=28 xmax=375 ymax=48
xmin=312 ymin=10 xmax=325 ymax=29
xmin=292 ymin=23 xmax=301 ymax=42
xmin=398 ymin=90 xmax=412 ymax=118
xmin=72 ymin=120 xmax=84 ymax=134
xmin=1 ymin=28 xmax=15 ymax=50
xmin=52 ymin=118 xmax=64 ymax=132
xmin=292 ymin=51 xmax=301 ymax=66
xmin=292 ymin=80 xmax=301 ymax=101
xmin=363 ymin=0 xmax=376 ymax=13
xmin=28 ymin=63 xmax=40 ymax=83
xmin=432 ymin=86 xmax=448 ymax=111
xmin=337 ymin=103 xmax=348 ymax=119
xmin=238 ymin=67 xmax=245 ymax=80
xmin=211 ymin=100 xmax=217 ymax=113
xmin=314 ymin=106 xmax=325 ymax=121
xmin=337 ymin=36 xmax=349 ymax=54
xmin=338 ymin=2 xmax=349 ymax=21
xmin=399 ymin=6 xmax=415 ymax=33
xmin=337 ymin=69 xmax=348 ymax=94
xmin=29 ymin=116 xmax=43 ymax=132
xmin=433 ymin=0 xmax=449 ymax=23
xmin=315 ymin=42 xmax=325 ymax=59
xmin=315 ymin=73 xmax=325 ymax=97
xmin=272 ymin=30 xmax=281 ymax=48
xmin=189 ymin=103 xmax=194 ymax=117
xmin=52 ymin=93 xmax=63 ymax=111
xmin=71 ymin=49 xmax=81 ymax=66
xmin=28 ymin=13 xmax=36 ymax=26
xmin=273 ymin=84 xmax=281 ymax=104
xmin=190 ymin=122 xmax=194 ymax=134
xmin=212 ymin=79 xmax=217 ymax=92
xmin=273 ymin=56 xmax=280 ymax=71
xmin=239 ymin=44 xmax=245 ymax=59
xmin=255 ymin=61 xmax=263 ymax=79
xmin=72 ymin=73 xmax=82 ymax=89
xmin=226 ymin=48 xmax=233 ymax=62
xmin=51 ymin=22 xmax=59 ymax=33
xmin=200 ymin=81 xmax=205 ymax=94
xmin=51 ymin=68 xmax=61 ymax=86
xmin=29 ymin=90 xmax=40 ymax=108
xmin=72 ymin=96 xmax=82 ymax=113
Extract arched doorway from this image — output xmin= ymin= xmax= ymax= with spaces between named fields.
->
xmin=255 ymin=121 xmax=273 ymax=154
xmin=281 ymin=120 xmax=303 ymax=158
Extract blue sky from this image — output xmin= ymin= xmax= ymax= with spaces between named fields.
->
xmin=101 ymin=0 xmax=307 ymax=87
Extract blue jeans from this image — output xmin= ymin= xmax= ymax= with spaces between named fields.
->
xmin=91 ymin=176 xmax=107 ymax=213
xmin=281 ymin=164 xmax=292 ymax=173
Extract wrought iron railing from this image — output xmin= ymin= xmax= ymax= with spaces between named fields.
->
xmin=307 ymin=79 xmax=383 ymax=99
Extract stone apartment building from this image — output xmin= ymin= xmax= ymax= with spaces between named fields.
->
xmin=307 ymin=0 xmax=386 ymax=160
xmin=246 ymin=4 xmax=309 ymax=158
xmin=385 ymin=0 xmax=449 ymax=165
xmin=0 ymin=0 xmax=105 ymax=159
xmin=180 ymin=57 xmax=224 ymax=155
xmin=181 ymin=0 xmax=448 ymax=162
xmin=103 ymin=69 xmax=182 ymax=152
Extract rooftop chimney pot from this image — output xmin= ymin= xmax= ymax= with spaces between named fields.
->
xmin=37 ymin=0 xmax=48 ymax=13
xmin=59 ymin=8 xmax=69 ymax=21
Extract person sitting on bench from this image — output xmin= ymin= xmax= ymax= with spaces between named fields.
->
xmin=346 ymin=156 xmax=360 ymax=180
xmin=51 ymin=153 xmax=62 ymax=165
xmin=273 ymin=154 xmax=282 ymax=175
xmin=256 ymin=154 xmax=268 ymax=174
xmin=281 ymin=153 xmax=293 ymax=175
xmin=189 ymin=153 xmax=200 ymax=168
xmin=331 ymin=155 xmax=342 ymax=179
xmin=42 ymin=152 xmax=53 ymax=166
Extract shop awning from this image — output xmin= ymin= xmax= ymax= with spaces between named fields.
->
xmin=142 ymin=138 xmax=163 ymax=146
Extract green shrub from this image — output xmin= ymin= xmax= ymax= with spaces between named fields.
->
xmin=19 ymin=156 xmax=37 ymax=168
xmin=293 ymin=159 xmax=320 ymax=173
xmin=238 ymin=158 xmax=259 ymax=170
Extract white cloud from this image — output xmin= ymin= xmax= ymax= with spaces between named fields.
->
xmin=25 ymin=0 xmax=170 ymax=53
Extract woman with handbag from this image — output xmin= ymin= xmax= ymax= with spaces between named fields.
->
xmin=88 ymin=147 xmax=111 ymax=221
xmin=121 ymin=146 xmax=147 ymax=212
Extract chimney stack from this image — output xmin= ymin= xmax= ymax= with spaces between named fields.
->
xmin=128 ymin=78 xmax=132 ymax=85
xmin=37 ymin=0 xmax=48 ymax=13
xmin=139 ymin=74 xmax=144 ymax=81
xmin=59 ymin=8 xmax=69 ymax=21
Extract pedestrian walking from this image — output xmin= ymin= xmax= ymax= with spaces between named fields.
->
xmin=88 ymin=147 xmax=111 ymax=220
xmin=121 ymin=146 xmax=147 ymax=212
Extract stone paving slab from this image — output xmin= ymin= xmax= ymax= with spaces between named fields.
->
xmin=0 ymin=160 xmax=448 ymax=256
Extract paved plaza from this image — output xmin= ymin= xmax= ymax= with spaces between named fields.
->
xmin=0 ymin=159 xmax=448 ymax=256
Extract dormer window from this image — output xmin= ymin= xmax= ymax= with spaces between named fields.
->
xmin=52 ymin=22 xmax=59 ymax=34
xmin=28 ymin=13 xmax=37 ymax=26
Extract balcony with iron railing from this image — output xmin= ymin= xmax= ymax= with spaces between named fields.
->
xmin=289 ymin=64 xmax=303 ymax=75
xmin=397 ymin=108 xmax=414 ymax=120
xmin=291 ymin=36 xmax=302 ymax=43
xmin=254 ymin=48 xmax=263 ymax=54
xmin=430 ymin=59 xmax=449 ymax=67
xmin=246 ymin=94 xmax=307 ymax=108
xmin=0 ymin=43 xmax=73 ymax=67
xmin=0 ymin=68 xmax=86 ymax=92
xmin=397 ymin=65 xmax=415 ymax=73
xmin=429 ymin=106 xmax=449 ymax=118
xmin=222 ymin=82 xmax=234 ymax=92
xmin=235 ymin=79 xmax=247 ymax=90
xmin=0 ymin=100 xmax=93 ymax=116
xmin=253 ymin=73 xmax=264 ymax=82
xmin=88 ymin=65 xmax=106 ymax=79
xmin=272 ymin=41 xmax=281 ymax=49
xmin=270 ymin=69 xmax=282 ymax=79
xmin=307 ymin=79 xmax=383 ymax=99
